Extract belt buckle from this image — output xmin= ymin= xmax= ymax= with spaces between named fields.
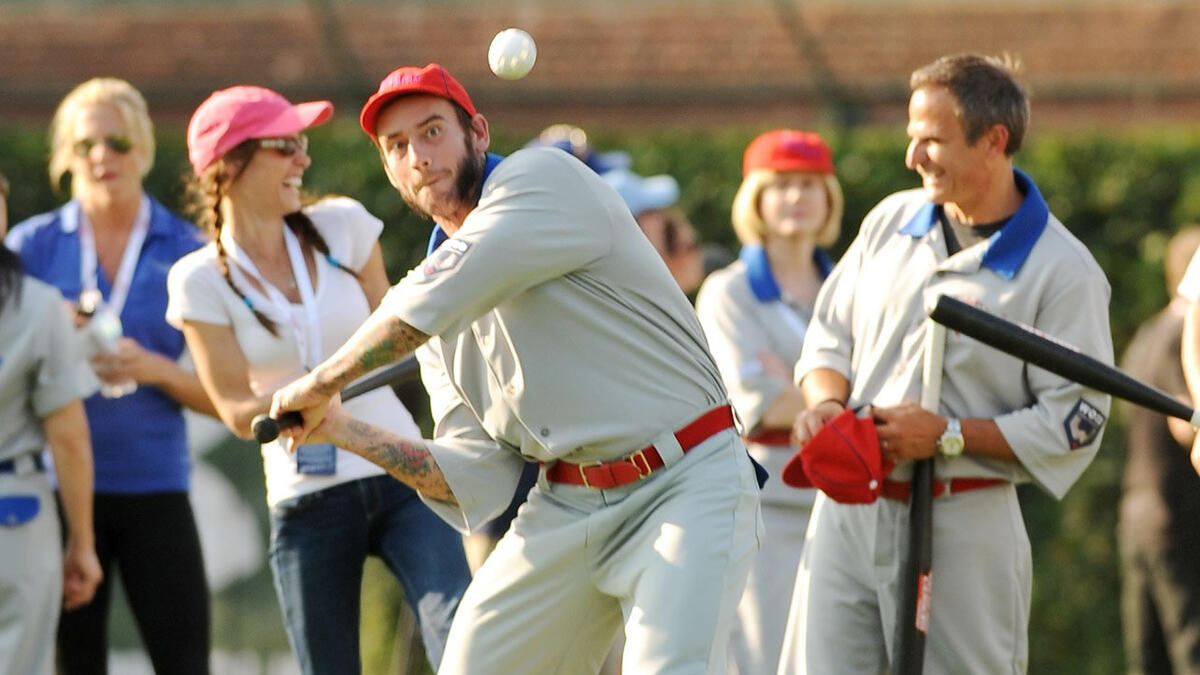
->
xmin=627 ymin=448 xmax=653 ymax=479
xmin=576 ymin=460 xmax=604 ymax=489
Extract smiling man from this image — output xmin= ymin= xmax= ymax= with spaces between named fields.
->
xmin=781 ymin=54 xmax=1113 ymax=673
xmin=270 ymin=63 xmax=763 ymax=674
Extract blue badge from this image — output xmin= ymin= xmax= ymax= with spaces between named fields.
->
xmin=1063 ymin=398 xmax=1106 ymax=450
xmin=296 ymin=443 xmax=337 ymax=475
xmin=0 ymin=495 xmax=40 ymax=527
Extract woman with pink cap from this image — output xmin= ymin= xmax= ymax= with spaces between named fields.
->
xmin=166 ymin=86 xmax=469 ymax=673
xmin=695 ymin=129 xmax=844 ymax=675
xmin=6 ymin=77 xmax=214 ymax=673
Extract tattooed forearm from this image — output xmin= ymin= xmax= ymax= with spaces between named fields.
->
xmin=356 ymin=318 xmax=425 ymax=373
xmin=314 ymin=314 xmax=430 ymax=396
xmin=343 ymin=418 xmax=458 ymax=505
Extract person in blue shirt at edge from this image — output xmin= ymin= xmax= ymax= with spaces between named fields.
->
xmin=5 ymin=77 xmax=215 ymax=675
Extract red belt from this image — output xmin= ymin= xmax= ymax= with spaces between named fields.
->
xmin=545 ymin=405 xmax=735 ymax=489
xmin=880 ymin=477 xmax=1007 ymax=501
xmin=742 ymin=429 xmax=793 ymax=446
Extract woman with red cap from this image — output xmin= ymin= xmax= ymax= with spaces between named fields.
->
xmin=6 ymin=77 xmax=214 ymax=674
xmin=695 ymin=129 xmax=844 ymax=675
xmin=165 ymin=85 xmax=470 ymax=673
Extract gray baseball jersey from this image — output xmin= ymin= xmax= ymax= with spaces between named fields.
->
xmin=381 ymin=147 xmax=733 ymax=530
xmin=782 ymin=169 xmax=1113 ymax=674
xmin=377 ymin=147 xmax=761 ymax=674
xmin=797 ymin=174 xmax=1112 ymax=497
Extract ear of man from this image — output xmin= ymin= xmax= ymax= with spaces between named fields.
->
xmin=983 ymin=123 xmax=1011 ymax=157
xmin=469 ymin=113 xmax=491 ymax=154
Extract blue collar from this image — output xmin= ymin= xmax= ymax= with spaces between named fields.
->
xmin=739 ymin=244 xmax=834 ymax=303
xmin=897 ymin=168 xmax=1048 ymax=280
xmin=427 ymin=152 xmax=505 ymax=255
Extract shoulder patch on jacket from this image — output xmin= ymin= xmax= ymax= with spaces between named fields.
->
xmin=422 ymin=239 xmax=471 ymax=278
xmin=1063 ymin=397 xmax=1105 ymax=450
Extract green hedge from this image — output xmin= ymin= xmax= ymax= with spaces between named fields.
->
xmin=5 ymin=117 xmax=1194 ymax=672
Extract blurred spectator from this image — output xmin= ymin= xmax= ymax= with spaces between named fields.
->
xmin=0 ymin=170 xmax=102 ymax=675
xmin=525 ymin=123 xmax=631 ymax=174
xmin=695 ymin=129 xmax=842 ymax=675
xmin=603 ymin=168 xmax=706 ymax=295
xmin=528 ymin=123 xmax=707 ymax=295
xmin=5 ymin=77 xmax=213 ymax=674
xmin=1124 ymin=226 xmax=1200 ymax=674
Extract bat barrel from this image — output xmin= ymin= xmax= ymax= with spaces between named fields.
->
xmin=929 ymin=295 xmax=1196 ymax=424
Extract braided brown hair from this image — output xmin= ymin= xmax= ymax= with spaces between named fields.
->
xmin=184 ymin=139 xmax=360 ymax=337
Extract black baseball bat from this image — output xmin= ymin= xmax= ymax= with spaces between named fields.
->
xmin=894 ymin=457 xmax=934 ymax=675
xmin=929 ymin=295 xmax=1198 ymax=425
xmin=250 ymin=354 xmax=421 ymax=443
xmin=894 ymin=320 xmax=945 ymax=675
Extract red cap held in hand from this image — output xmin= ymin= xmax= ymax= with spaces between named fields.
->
xmin=781 ymin=408 xmax=893 ymax=504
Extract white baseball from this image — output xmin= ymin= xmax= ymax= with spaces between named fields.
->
xmin=489 ymin=28 xmax=537 ymax=81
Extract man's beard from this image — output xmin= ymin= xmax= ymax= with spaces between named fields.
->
xmin=401 ymin=139 xmax=485 ymax=222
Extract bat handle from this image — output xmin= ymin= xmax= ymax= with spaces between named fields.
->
xmin=250 ymin=411 xmax=303 ymax=444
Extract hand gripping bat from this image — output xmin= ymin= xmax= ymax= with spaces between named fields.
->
xmin=250 ymin=355 xmax=421 ymax=444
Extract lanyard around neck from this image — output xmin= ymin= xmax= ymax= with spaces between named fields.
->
xmin=220 ymin=225 xmax=323 ymax=368
xmin=78 ymin=194 xmax=151 ymax=318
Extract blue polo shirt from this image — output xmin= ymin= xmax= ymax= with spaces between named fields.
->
xmin=7 ymin=197 xmax=205 ymax=493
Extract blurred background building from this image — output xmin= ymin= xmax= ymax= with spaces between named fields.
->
xmin=4 ymin=0 xmax=1200 ymax=132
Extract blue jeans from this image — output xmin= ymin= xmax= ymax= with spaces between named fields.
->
xmin=268 ymin=474 xmax=470 ymax=674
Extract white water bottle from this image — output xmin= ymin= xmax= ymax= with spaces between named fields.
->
xmin=77 ymin=290 xmax=137 ymax=399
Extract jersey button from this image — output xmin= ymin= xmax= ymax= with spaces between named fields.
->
xmin=540 ymin=427 xmax=550 ymax=437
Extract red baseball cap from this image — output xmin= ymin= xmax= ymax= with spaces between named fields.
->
xmin=742 ymin=129 xmax=835 ymax=177
xmin=187 ymin=86 xmax=333 ymax=174
xmin=359 ymin=63 xmax=477 ymax=138
xmin=781 ymin=408 xmax=894 ymax=504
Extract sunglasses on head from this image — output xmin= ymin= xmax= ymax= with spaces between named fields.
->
xmin=257 ymin=135 xmax=309 ymax=157
xmin=72 ymin=135 xmax=133 ymax=157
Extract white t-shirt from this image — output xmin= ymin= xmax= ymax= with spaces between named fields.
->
xmin=167 ymin=197 xmax=420 ymax=506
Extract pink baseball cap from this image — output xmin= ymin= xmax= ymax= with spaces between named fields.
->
xmin=359 ymin=63 xmax=477 ymax=138
xmin=742 ymin=129 xmax=835 ymax=177
xmin=187 ymin=85 xmax=333 ymax=174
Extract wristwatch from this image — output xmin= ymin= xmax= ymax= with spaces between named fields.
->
xmin=937 ymin=418 xmax=965 ymax=457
